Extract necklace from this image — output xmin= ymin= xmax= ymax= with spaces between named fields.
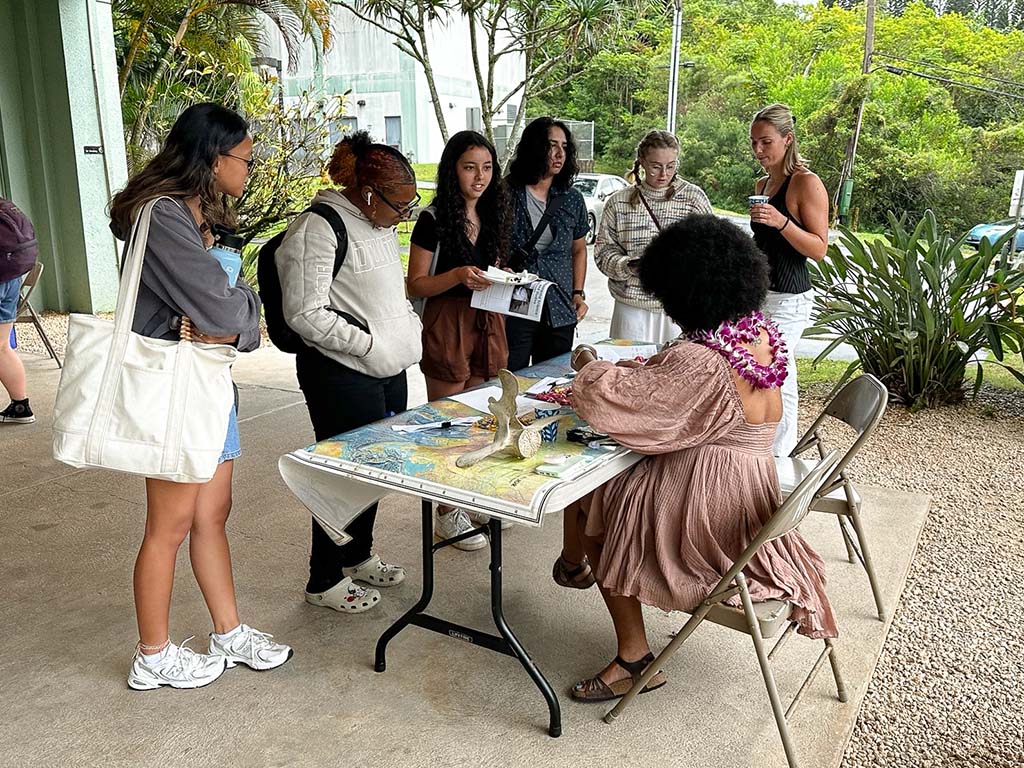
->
xmin=683 ymin=311 xmax=788 ymax=389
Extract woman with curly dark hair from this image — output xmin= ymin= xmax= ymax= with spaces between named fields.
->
xmin=553 ymin=215 xmax=837 ymax=702
xmin=407 ymin=130 xmax=512 ymax=548
xmin=504 ymin=117 xmax=590 ymax=371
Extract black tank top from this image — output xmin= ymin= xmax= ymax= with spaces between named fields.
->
xmin=750 ymin=175 xmax=812 ymax=294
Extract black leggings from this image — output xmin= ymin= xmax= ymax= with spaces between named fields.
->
xmin=504 ymin=316 xmax=576 ymax=372
xmin=296 ymin=349 xmax=408 ymax=593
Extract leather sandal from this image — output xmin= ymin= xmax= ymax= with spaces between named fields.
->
xmin=571 ymin=652 xmax=667 ymax=702
xmin=552 ymin=554 xmax=596 ymax=590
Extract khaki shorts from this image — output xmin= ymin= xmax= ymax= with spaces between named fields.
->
xmin=420 ymin=295 xmax=508 ymax=383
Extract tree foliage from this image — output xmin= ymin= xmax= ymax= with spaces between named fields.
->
xmin=537 ymin=0 xmax=1024 ymax=232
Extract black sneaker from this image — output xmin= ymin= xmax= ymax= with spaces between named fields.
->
xmin=0 ymin=400 xmax=34 ymax=424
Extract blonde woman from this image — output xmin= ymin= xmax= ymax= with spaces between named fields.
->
xmin=748 ymin=104 xmax=829 ymax=457
xmin=593 ymin=130 xmax=712 ymax=344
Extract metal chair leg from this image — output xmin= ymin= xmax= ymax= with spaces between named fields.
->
xmin=29 ymin=305 xmax=61 ymax=368
xmin=604 ymin=603 xmax=713 ymax=724
xmin=825 ymin=639 xmax=848 ymax=703
xmin=837 ymin=514 xmax=857 ymax=563
xmin=846 ymin=504 xmax=886 ymax=621
xmin=738 ymin=573 xmax=800 ymax=768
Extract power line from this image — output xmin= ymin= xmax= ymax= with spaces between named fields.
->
xmin=873 ymin=51 xmax=1024 ymax=92
xmin=877 ymin=64 xmax=1024 ymax=102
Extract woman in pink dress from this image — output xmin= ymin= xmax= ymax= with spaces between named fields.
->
xmin=557 ymin=214 xmax=838 ymax=702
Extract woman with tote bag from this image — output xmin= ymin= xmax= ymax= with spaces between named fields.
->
xmin=103 ymin=104 xmax=292 ymax=690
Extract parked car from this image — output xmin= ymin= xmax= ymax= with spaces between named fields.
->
xmin=965 ymin=218 xmax=1024 ymax=252
xmin=573 ymin=172 xmax=630 ymax=245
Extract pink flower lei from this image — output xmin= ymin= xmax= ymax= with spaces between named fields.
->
xmin=683 ymin=311 xmax=788 ymax=389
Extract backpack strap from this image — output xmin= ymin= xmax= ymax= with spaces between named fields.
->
xmin=305 ymin=202 xmax=348 ymax=277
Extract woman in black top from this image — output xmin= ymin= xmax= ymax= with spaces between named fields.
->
xmin=407 ymin=130 xmax=511 ymax=550
xmin=504 ymin=117 xmax=590 ymax=371
xmin=748 ymin=103 xmax=829 ymax=457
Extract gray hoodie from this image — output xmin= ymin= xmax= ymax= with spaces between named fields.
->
xmin=120 ymin=197 xmax=262 ymax=351
xmin=275 ymin=189 xmax=422 ymax=377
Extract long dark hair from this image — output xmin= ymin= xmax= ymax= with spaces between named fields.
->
xmin=434 ymin=131 xmax=510 ymax=268
xmin=109 ymin=103 xmax=249 ymax=238
xmin=507 ymin=116 xmax=579 ymax=189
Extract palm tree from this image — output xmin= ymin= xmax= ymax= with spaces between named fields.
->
xmin=115 ymin=0 xmax=334 ymax=158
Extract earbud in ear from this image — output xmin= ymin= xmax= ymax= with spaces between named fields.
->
xmin=365 ymin=193 xmax=372 ymax=205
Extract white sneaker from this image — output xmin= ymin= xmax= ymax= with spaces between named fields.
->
xmin=435 ymin=508 xmax=488 ymax=551
xmin=468 ymin=510 xmax=513 ymax=530
xmin=127 ymin=637 xmax=227 ymax=691
xmin=208 ymin=624 xmax=293 ymax=671
xmin=305 ymin=576 xmax=381 ymax=614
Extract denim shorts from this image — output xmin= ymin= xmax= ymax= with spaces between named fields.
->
xmin=0 ymin=276 xmax=21 ymax=323
xmin=218 ymin=406 xmax=241 ymax=464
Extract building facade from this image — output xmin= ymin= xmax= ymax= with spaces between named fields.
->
xmin=262 ymin=7 xmax=526 ymax=164
xmin=0 ymin=0 xmax=125 ymax=312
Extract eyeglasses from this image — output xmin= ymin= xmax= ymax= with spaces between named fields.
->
xmin=223 ymin=153 xmax=256 ymax=172
xmin=642 ymin=162 xmax=678 ymax=175
xmin=370 ymin=185 xmax=422 ymax=217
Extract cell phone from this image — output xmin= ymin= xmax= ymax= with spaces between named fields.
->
xmin=567 ymin=427 xmax=608 ymax=444
xmin=535 ymin=455 xmax=593 ymax=478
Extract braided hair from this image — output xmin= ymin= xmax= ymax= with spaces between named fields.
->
xmin=627 ymin=130 xmax=680 ymax=207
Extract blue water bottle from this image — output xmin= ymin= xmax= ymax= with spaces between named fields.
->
xmin=209 ymin=227 xmax=244 ymax=287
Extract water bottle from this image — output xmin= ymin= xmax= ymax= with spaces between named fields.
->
xmin=209 ymin=226 xmax=244 ymax=287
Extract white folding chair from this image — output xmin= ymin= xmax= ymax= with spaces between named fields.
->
xmin=777 ymin=374 xmax=887 ymax=620
xmin=604 ymin=451 xmax=846 ymax=768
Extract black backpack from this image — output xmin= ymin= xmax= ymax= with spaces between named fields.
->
xmin=258 ymin=203 xmax=348 ymax=354
xmin=0 ymin=197 xmax=39 ymax=283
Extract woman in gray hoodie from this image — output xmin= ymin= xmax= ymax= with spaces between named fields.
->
xmin=276 ymin=131 xmax=422 ymax=613
xmin=109 ymin=103 xmax=292 ymax=691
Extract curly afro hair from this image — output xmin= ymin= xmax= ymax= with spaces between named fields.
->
xmin=638 ymin=214 xmax=769 ymax=332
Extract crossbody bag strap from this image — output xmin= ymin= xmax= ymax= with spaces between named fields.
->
xmin=637 ymin=191 xmax=663 ymax=232
xmin=522 ymin=191 xmax=570 ymax=255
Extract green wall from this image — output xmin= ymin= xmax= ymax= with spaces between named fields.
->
xmin=0 ymin=0 xmax=126 ymax=312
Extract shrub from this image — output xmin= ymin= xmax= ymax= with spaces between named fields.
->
xmin=806 ymin=210 xmax=1024 ymax=409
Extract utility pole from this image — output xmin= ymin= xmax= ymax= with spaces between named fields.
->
xmin=666 ymin=0 xmax=683 ymax=134
xmin=835 ymin=0 xmax=875 ymax=226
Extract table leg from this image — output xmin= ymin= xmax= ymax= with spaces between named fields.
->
xmin=487 ymin=519 xmax=563 ymax=738
xmin=374 ymin=498 xmax=435 ymax=672
xmin=373 ymin=500 xmax=562 ymax=737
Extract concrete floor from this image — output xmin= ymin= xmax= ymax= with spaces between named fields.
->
xmin=1 ymin=342 xmax=928 ymax=768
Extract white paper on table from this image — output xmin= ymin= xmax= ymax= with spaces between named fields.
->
xmin=592 ymin=344 xmax=659 ymax=362
xmin=448 ymin=386 xmax=537 ymax=416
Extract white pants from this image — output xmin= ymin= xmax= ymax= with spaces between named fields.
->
xmin=610 ymin=302 xmax=681 ymax=344
xmin=762 ymin=290 xmax=813 ymax=457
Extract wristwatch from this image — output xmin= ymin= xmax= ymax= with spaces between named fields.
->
xmin=572 ymin=289 xmax=586 ymax=300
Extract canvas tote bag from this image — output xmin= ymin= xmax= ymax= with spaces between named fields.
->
xmin=52 ymin=197 xmax=238 ymax=483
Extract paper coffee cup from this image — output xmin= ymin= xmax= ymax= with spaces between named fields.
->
xmin=748 ymin=194 xmax=770 ymax=206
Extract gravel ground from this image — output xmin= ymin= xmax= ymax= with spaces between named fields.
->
xmin=14 ymin=313 xmax=1024 ymax=767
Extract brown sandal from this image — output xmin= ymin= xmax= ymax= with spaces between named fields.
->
xmin=571 ymin=652 xmax=667 ymax=702
xmin=552 ymin=554 xmax=596 ymax=590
